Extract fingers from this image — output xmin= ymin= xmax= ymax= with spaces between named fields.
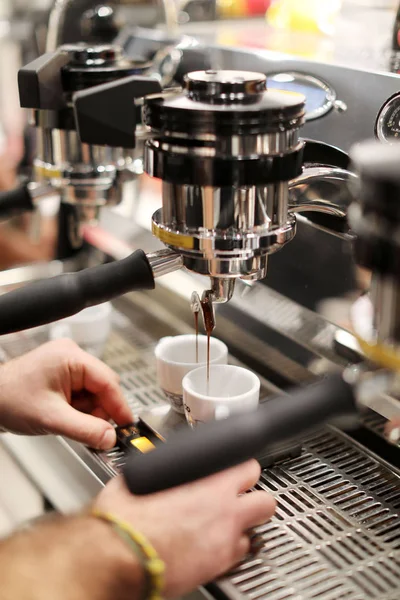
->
xmin=67 ymin=347 xmax=133 ymax=425
xmin=202 ymin=460 xmax=261 ymax=497
xmin=71 ymin=396 xmax=95 ymax=414
xmin=92 ymin=406 xmax=111 ymax=421
xmin=71 ymin=395 xmax=110 ymax=421
xmin=237 ymin=491 xmax=276 ymax=531
xmin=232 ymin=535 xmax=251 ymax=566
xmin=95 ymin=382 xmax=133 ymax=426
xmin=45 ymin=401 xmax=117 ymax=449
xmin=385 ymin=419 xmax=400 ymax=444
xmin=236 ymin=460 xmax=262 ymax=494
xmin=216 ymin=460 xmax=261 ymax=494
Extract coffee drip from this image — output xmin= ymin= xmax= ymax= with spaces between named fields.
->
xmin=190 ymin=292 xmax=201 ymax=365
xmin=190 ymin=291 xmax=216 ymax=384
xmin=194 ymin=312 xmax=199 ymax=363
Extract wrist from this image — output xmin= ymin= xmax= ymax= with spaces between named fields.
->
xmin=83 ymin=513 xmax=146 ymax=598
xmin=0 ymin=514 xmax=146 ymax=600
xmin=89 ymin=509 xmax=165 ymax=600
xmin=0 ymin=362 xmax=18 ymax=434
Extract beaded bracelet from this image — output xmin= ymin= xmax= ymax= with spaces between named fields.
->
xmin=91 ymin=509 xmax=165 ymax=600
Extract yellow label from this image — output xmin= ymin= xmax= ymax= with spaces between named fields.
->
xmin=152 ymin=223 xmax=194 ymax=250
xmin=130 ymin=436 xmax=155 ymax=453
xmin=34 ymin=164 xmax=62 ymax=180
xmin=356 ymin=337 xmax=400 ymax=372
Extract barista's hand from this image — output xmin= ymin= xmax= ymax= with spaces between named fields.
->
xmin=95 ymin=460 xmax=276 ymax=598
xmin=0 ymin=339 xmax=132 ymax=449
xmin=385 ymin=419 xmax=400 ymax=445
xmin=0 ymin=151 xmax=17 ymax=191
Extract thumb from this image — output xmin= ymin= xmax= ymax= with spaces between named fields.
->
xmin=48 ymin=403 xmax=117 ymax=449
xmin=386 ymin=419 xmax=400 ymax=445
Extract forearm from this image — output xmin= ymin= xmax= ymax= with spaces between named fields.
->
xmin=0 ymin=514 xmax=144 ymax=600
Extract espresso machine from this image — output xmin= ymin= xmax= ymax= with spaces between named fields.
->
xmin=0 ymin=0 xmax=211 ymax=264
xmin=1 ymin=3 xmax=400 ymax=599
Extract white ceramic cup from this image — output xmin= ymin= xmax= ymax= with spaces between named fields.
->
xmin=48 ymin=302 xmax=112 ymax=358
xmin=182 ymin=364 xmax=260 ymax=427
xmin=155 ymin=334 xmax=228 ymax=413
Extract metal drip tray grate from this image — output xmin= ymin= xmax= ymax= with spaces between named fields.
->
xmin=222 ymin=433 xmax=400 ymax=600
xmin=0 ymin=306 xmax=399 ymax=600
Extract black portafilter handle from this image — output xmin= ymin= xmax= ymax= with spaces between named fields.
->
xmin=123 ymin=373 xmax=358 ymax=495
xmin=0 ymin=184 xmax=35 ymax=219
xmin=0 ymin=250 xmax=155 ymax=335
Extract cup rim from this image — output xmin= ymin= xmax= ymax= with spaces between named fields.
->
xmin=155 ymin=334 xmax=228 ymax=367
xmin=182 ymin=364 xmax=260 ymax=402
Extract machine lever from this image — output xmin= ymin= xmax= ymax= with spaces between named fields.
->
xmin=0 ymin=249 xmax=155 ymax=335
xmin=122 ymin=373 xmax=358 ymax=495
xmin=302 ymin=139 xmax=350 ymax=169
xmin=73 ymin=75 xmax=162 ymax=148
xmin=0 ymin=185 xmax=35 ymax=219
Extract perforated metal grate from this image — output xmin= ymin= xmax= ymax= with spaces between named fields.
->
xmin=231 ymin=432 xmax=400 ymax=600
xmin=0 ymin=308 xmax=399 ymax=600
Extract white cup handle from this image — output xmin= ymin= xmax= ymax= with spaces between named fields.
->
xmin=214 ymin=404 xmax=232 ymax=420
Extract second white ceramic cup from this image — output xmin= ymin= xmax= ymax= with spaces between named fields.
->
xmin=155 ymin=334 xmax=228 ymax=413
xmin=182 ymin=364 xmax=260 ymax=427
xmin=48 ymin=302 xmax=112 ymax=358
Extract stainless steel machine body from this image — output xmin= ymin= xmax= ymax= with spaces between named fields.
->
xmin=146 ymin=70 xmax=305 ymax=293
xmin=11 ymin=0 xmax=205 ymax=258
xmin=17 ymin=42 xmax=163 ymax=256
xmin=138 ymin=69 xmax=355 ymax=303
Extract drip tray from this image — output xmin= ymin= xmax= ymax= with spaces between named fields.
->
xmin=0 ymin=305 xmax=399 ymax=600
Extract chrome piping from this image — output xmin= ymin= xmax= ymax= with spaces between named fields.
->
xmin=288 ymin=166 xmax=358 ymax=238
xmin=147 ymin=248 xmax=183 ymax=278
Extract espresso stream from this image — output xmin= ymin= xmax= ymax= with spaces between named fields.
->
xmin=194 ymin=311 xmax=199 ymax=364
xmin=192 ymin=292 xmax=214 ymax=391
xmin=200 ymin=298 xmax=214 ymax=387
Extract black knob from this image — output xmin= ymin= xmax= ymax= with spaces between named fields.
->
xmin=73 ymin=75 xmax=162 ymax=148
xmin=80 ymin=5 xmax=122 ymax=44
xmin=61 ymin=44 xmax=151 ymax=93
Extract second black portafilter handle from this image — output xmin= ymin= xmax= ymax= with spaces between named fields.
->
xmin=0 ymin=184 xmax=35 ymax=219
xmin=0 ymin=250 xmax=155 ymax=335
xmin=123 ymin=374 xmax=358 ymax=495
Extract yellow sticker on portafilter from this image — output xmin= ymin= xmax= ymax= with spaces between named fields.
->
xmin=356 ymin=337 xmax=400 ymax=372
xmin=152 ymin=222 xmax=194 ymax=250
